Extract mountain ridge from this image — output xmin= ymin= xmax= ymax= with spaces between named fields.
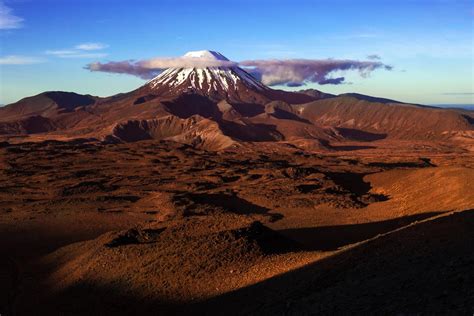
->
xmin=0 ymin=51 xmax=472 ymax=150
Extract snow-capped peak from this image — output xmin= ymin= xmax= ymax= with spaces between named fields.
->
xmin=183 ymin=50 xmax=229 ymax=61
xmin=144 ymin=51 xmax=270 ymax=102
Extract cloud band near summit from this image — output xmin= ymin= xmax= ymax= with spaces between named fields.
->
xmin=85 ymin=55 xmax=392 ymax=86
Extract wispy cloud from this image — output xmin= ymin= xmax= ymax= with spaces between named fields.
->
xmin=86 ymin=60 xmax=161 ymax=79
xmin=0 ymin=1 xmax=23 ymax=30
xmin=46 ymin=43 xmax=109 ymax=59
xmin=240 ymin=59 xmax=392 ymax=86
xmin=367 ymin=54 xmax=381 ymax=60
xmin=75 ymin=42 xmax=109 ymax=51
xmin=45 ymin=50 xmax=77 ymax=56
xmin=0 ymin=55 xmax=44 ymax=65
xmin=85 ymin=56 xmax=236 ymax=79
xmin=62 ymin=53 xmax=108 ymax=58
xmin=85 ymin=54 xmax=392 ymax=86
xmin=140 ymin=57 xmax=236 ymax=69
xmin=46 ymin=50 xmax=108 ymax=59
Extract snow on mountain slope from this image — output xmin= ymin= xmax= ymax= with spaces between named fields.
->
xmin=148 ymin=67 xmax=267 ymax=92
xmin=143 ymin=50 xmax=272 ymax=103
xmin=183 ymin=50 xmax=229 ymax=61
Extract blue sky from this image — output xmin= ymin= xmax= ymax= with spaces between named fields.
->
xmin=0 ymin=0 xmax=473 ymax=105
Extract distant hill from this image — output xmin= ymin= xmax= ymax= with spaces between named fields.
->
xmin=0 ymin=51 xmax=472 ymax=148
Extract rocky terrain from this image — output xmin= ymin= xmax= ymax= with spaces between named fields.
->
xmin=0 ymin=138 xmax=472 ymax=315
xmin=0 ymin=51 xmax=473 ymax=315
xmin=0 ymin=52 xmax=472 ymax=152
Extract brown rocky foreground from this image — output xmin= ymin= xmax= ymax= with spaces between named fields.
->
xmin=0 ymin=139 xmax=473 ymax=315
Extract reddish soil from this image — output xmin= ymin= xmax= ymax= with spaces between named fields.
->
xmin=0 ymin=138 xmax=473 ymax=315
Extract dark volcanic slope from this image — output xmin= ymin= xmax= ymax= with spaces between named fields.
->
xmin=204 ymin=210 xmax=474 ymax=315
xmin=0 ymin=92 xmax=97 ymax=120
xmin=1 ymin=137 xmax=473 ymax=315
xmin=22 ymin=215 xmax=300 ymax=315
xmin=0 ymin=92 xmax=98 ymax=135
xmin=139 ymin=66 xmax=315 ymax=105
xmin=0 ymin=55 xmax=331 ymax=146
xmin=298 ymin=88 xmax=335 ymax=100
xmin=298 ymin=96 xmax=473 ymax=140
xmin=0 ymin=139 xmax=395 ymax=219
xmin=2 ymin=88 xmax=472 ymax=150
xmin=339 ymin=92 xmax=407 ymax=104
xmin=0 ymin=52 xmax=472 ymax=148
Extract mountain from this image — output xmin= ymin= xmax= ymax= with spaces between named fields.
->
xmin=298 ymin=89 xmax=335 ymax=100
xmin=338 ymin=92 xmax=438 ymax=109
xmin=297 ymin=96 xmax=474 ymax=140
xmin=339 ymin=93 xmax=404 ymax=105
xmin=0 ymin=92 xmax=97 ymax=135
xmin=0 ymin=50 xmax=472 ymax=150
xmin=0 ymin=91 xmax=97 ymax=120
xmin=136 ymin=50 xmax=315 ymax=105
xmin=144 ymin=50 xmax=268 ymax=101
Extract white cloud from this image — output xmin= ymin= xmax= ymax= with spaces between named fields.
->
xmin=45 ymin=50 xmax=77 ymax=56
xmin=46 ymin=50 xmax=108 ymax=58
xmin=86 ymin=55 xmax=392 ymax=85
xmin=75 ymin=42 xmax=109 ymax=51
xmin=85 ymin=56 xmax=237 ymax=79
xmin=45 ymin=43 xmax=109 ymax=58
xmin=0 ymin=55 xmax=44 ymax=65
xmin=139 ymin=56 xmax=237 ymax=69
xmin=0 ymin=1 xmax=23 ymax=30
xmin=60 ymin=53 xmax=108 ymax=59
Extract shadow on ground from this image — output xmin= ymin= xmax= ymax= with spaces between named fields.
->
xmin=202 ymin=209 xmax=474 ymax=315
xmin=183 ymin=192 xmax=284 ymax=222
xmin=12 ymin=210 xmax=474 ymax=315
xmin=278 ymin=211 xmax=444 ymax=251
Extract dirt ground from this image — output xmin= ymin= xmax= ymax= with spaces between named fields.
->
xmin=0 ymin=139 xmax=473 ymax=315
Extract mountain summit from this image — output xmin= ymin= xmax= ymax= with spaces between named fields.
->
xmin=1 ymin=50 xmax=472 ymax=151
xmin=182 ymin=50 xmax=229 ymax=61
xmin=143 ymin=50 xmax=269 ymax=102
